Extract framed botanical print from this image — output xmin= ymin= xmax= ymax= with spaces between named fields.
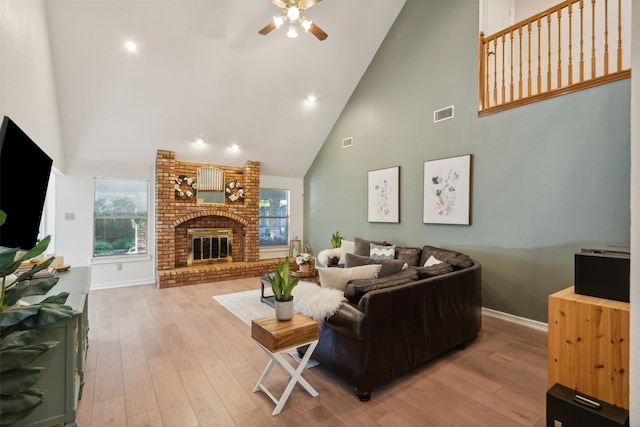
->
xmin=423 ymin=154 xmax=472 ymax=225
xmin=368 ymin=166 xmax=400 ymax=223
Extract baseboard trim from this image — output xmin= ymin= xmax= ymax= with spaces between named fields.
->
xmin=482 ymin=307 xmax=548 ymax=333
xmin=90 ymin=278 xmax=156 ymax=291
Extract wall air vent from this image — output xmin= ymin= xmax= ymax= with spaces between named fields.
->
xmin=434 ymin=105 xmax=454 ymax=123
xmin=342 ymin=137 xmax=353 ymax=148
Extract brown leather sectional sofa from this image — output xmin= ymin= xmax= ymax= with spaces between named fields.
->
xmin=308 ymin=243 xmax=482 ymax=401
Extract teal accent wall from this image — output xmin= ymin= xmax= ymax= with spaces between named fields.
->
xmin=304 ymin=0 xmax=631 ymax=322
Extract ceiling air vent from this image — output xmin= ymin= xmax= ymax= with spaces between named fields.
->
xmin=342 ymin=137 xmax=353 ymax=148
xmin=434 ymin=105 xmax=454 ymax=123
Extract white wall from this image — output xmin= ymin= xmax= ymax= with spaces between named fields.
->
xmin=0 ymin=0 xmax=65 ymax=173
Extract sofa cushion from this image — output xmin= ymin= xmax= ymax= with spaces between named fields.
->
xmin=344 ymin=268 xmax=419 ymax=304
xmin=317 ymin=264 xmax=382 ymax=292
xmin=344 ymin=253 xmax=405 ymax=278
xmin=395 ymin=246 xmax=422 ymax=266
xmin=338 ymin=239 xmax=355 ymax=265
xmin=448 ymin=254 xmax=474 ymax=270
xmin=354 ymin=237 xmax=389 ymax=257
xmin=369 ymin=243 xmax=395 ymax=259
xmin=415 ymin=263 xmax=455 ymax=279
xmin=418 ymin=245 xmax=461 ymax=267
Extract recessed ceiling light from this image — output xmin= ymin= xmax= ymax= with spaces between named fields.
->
xmin=230 ymin=144 xmax=240 ymax=151
xmin=195 ymin=138 xmax=204 ymax=146
xmin=125 ymin=41 xmax=137 ymax=52
xmin=306 ymin=95 xmax=317 ymax=104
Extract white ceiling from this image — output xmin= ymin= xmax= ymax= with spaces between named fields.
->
xmin=45 ymin=0 xmax=406 ymax=177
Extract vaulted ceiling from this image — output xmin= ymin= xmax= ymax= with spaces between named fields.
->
xmin=45 ymin=0 xmax=406 ymax=177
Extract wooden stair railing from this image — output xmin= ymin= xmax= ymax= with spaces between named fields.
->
xmin=479 ymin=0 xmax=631 ymax=116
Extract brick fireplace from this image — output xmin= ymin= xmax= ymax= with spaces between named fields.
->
xmin=155 ymin=150 xmax=287 ymax=288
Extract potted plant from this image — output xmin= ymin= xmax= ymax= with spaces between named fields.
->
xmin=295 ymin=252 xmax=313 ymax=272
xmin=331 ymin=231 xmax=343 ymax=249
xmin=0 ymin=210 xmax=73 ymax=425
xmin=267 ymin=258 xmax=300 ymax=321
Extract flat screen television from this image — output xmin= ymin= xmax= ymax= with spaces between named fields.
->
xmin=0 ymin=116 xmax=53 ymax=250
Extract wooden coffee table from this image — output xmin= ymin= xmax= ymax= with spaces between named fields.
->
xmin=251 ymin=313 xmax=320 ymax=415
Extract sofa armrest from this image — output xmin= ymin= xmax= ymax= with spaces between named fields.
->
xmin=344 ymin=267 xmax=418 ymax=304
xmin=325 ymin=302 xmax=368 ymax=341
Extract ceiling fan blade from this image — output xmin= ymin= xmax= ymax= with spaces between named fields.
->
xmin=269 ymin=0 xmax=287 ymax=8
xmin=259 ymin=21 xmax=277 ymax=35
xmin=309 ymin=22 xmax=328 ymax=41
xmin=299 ymin=0 xmax=322 ymax=10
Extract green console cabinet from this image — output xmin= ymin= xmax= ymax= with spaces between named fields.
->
xmin=17 ymin=267 xmax=91 ymax=427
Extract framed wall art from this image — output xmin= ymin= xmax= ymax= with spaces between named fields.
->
xmin=289 ymin=239 xmax=302 ymax=257
xmin=423 ymin=154 xmax=472 ymax=225
xmin=368 ymin=166 xmax=400 ymax=223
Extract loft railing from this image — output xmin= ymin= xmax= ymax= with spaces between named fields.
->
xmin=479 ymin=0 xmax=631 ymax=115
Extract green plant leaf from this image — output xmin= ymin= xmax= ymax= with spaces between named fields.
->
xmin=0 ymin=210 xmax=6 ymax=226
xmin=0 ymin=306 xmax=40 ymax=327
xmin=20 ymin=303 xmax=73 ymax=328
xmin=0 ymin=388 xmax=47 ymax=426
xmin=0 ymin=341 xmax=58 ymax=372
xmin=13 ymin=257 xmax=55 ymax=283
xmin=0 ymin=330 xmax=41 ymax=351
xmin=40 ymin=292 xmax=69 ymax=305
xmin=0 ymin=248 xmax=20 ymax=277
xmin=3 ymin=277 xmax=60 ymax=307
xmin=0 ymin=367 xmax=44 ymax=394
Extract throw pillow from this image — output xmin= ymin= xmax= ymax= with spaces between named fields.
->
xmin=344 ymin=253 xmax=405 ymax=278
xmin=448 ymin=254 xmax=474 ymax=270
xmin=354 ymin=237 xmax=389 ymax=257
xmin=394 ymin=246 xmax=422 ymax=266
xmin=370 ymin=243 xmax=395 ymax=259
xmin=424 ymin=255 xmax=443 ymax=267
xmin=338 ymin=239 xmax=355 ymax=265
xmin=317 ymin=264 xmax=382 ymax=292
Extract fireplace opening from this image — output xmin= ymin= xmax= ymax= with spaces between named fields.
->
xmin=187 ymin=228 xmax=233 ymax=266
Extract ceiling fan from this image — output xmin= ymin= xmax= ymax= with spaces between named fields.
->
xmin=259 ymin=0 xmax=328 ymax=41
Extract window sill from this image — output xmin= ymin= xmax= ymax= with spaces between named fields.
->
xmin=91 ymin=254 xmax=151 ymax=264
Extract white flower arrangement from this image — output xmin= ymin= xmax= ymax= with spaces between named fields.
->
xmin=225 ymin=179 xmax=245 ymax=202
xmin=296 ymin=252 xmax=312 ymax=265
xmin=174 ymin=175 xmax=197 ymax=199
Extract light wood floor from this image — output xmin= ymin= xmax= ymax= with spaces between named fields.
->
xmin=77 ymin=277 xmax=548 ymax=426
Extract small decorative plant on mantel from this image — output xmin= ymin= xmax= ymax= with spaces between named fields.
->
xmin=267 ymin=258 xmax=300 ymax=321
xmin=0 ymin=210 xmax=73 ymax=425
xmin=295 ymin=252 xmax=313 ymax=272
xmin=331 ymin=231 xmax=343 ymax=249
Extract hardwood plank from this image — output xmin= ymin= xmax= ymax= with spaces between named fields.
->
xmin=147 ymin=355 xmax=200 ymax=427
xmin=127 ymin=408 xmax=164 ymax=427
xmin=179 ymin=367 xmax=237 ymax=426
xmin=121 ymin=346 xmax=158 ymax=416
xmin=91 ymin=395 xmax=127 ymax=427
xmin=93 ymin=340 xmax=124 ymax=403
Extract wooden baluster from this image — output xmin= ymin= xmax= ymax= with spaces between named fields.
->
xmin=580 ymin=0 xmax=585 ymax=82
xmin=547 ymin=14 xmax=552 ymax=91
xmin=510 ymin=30 xmax=514 ymax=101
xmin=479 ymin=32 xmax=485 ymax=109
xmin=568 ymin=2 xmax=573 ymax=85
xmin=527 ymin=22 xmax=532 ymax=97
xmin=493 ymin=38 xmax=498 ymax=106
xmin=591 ymin=0 xmax=596 ymax=79
xmin=557 ymin=8 xmax=562 ymax=88
xmin=604 ymin=0 xmax=609 ymax=75
xmin=617 ymin=0 xmax=622 ymax=71
xmin=518 ymin=27 xmax=523 ymax=100
xmin=486 ymin=41 xmax=491 ymax=107
xmin=537 ymin=18 xmax=542 ymax=94
xmin=501 ymin=34 xmax=506 ymax=104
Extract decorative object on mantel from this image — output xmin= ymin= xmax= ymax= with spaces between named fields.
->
xmin=296 ymin=252 xmax=313 ymax=272
xmin=225 ymin=179 xmax=245 ymax=201
xmin=267 ymin=258 xmax=300 ymax=321
xmin=174 ymin=175 xmax=198 ymax=199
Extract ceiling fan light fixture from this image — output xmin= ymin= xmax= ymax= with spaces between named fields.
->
xmin=273 ymin=15 xmax=285 ymax=29
xmin=287 ymin=25 xmax=298 ymax=38
xmin=300 ymin=17 xmax=312 ymax=32
xmin=287 ymin=6 xmax=300 ymax=22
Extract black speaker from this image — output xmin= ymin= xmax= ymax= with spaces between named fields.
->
xmin=574 ymin=249 xmax=630 ymax=303
xmin=547 ymin=383 xmax=629 ymax=427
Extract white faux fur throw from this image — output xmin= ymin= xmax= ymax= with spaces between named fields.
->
xmin=292 ymin=281 xmax=346 ymax=322
xmin=317 ymin=248 xmax=341 ymax=267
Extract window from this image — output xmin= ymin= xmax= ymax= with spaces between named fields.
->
xmin=94 ymin=178 xmax=149 ymax=257
xmin=259 ymin=188 xmax=289 ymax=247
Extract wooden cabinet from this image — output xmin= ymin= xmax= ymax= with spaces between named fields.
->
xmin=17 ymin=267 xmax=91 ymax=427
xmin=548 ymin=285 xmax=629 ymax=409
